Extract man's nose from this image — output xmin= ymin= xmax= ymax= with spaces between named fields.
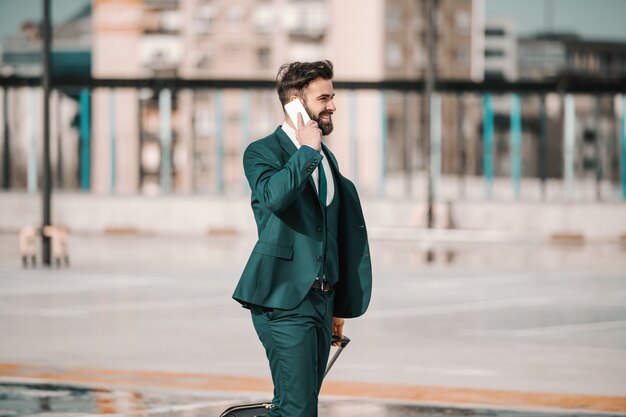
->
xmin=327 ymin=100 xmax=336 ymax=112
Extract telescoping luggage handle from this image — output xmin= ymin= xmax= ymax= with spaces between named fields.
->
xmin=219 ymin=336 xmax=351 ymax=417
xmin=325 ymin=335 xmax=350 ymax=378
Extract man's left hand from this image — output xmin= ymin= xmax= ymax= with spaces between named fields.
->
xmin=332 ymin=317 xmax=345 ymax=346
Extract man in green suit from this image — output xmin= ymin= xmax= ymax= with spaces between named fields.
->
xmin=233 ymin=60 xmax=372 ymax=417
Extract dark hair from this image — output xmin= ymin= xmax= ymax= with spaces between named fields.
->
xmin=276 ymin=60 xmax=334 ymax=106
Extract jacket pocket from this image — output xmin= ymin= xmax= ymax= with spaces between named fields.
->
xmin=253 ymin=241 xmax=294 ymax=260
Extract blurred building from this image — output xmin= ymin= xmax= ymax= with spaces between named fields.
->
xmin=383 ymin=0 xmax=483 ymax=80
xmin=515 ymin=33 xmax=626 ymax=186
xmin=379 ymin=0 xmax=485 ymax=185
xmin=4 ymin=0 xmax=623 ymax=198
xmin=519 ymin=33 xmax=626 ymax=80
xmin=0 ymin=7 xmax=92 ymax=77
xmin=462 ymin=24 xmax=626 ymax=187
xmin=0 ymin=5 xmax=91 ymax=190
xmin=90 ymin=0 xmax=486 ymax=196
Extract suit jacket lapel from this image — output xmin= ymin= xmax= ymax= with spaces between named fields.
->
xmin=274 ymin=126 xmax=297 ymax=157
xmin=274 ymin=126 xmax=319 ymax=202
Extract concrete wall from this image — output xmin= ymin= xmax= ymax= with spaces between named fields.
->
xmin=1 ymin=192 xmax=625 ymax=242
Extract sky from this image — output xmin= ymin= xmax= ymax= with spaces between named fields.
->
xmin=0 ymin=0 xmax=91 ymax=38
xmin=485 ymin=0 xmax=626 ymax=41
xmin=0 ymin=0 xmax=625 ymax=42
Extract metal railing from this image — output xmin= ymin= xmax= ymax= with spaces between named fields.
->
xmin=1 ymin=74 xmax=626 ymax=202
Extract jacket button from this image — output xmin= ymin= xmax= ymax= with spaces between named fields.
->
xmin=316 ymin=226 xmax=322 ymax=232
xmin=317 ymin=256 xmax=323 ymax=262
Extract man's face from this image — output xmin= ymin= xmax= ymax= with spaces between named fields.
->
xmin=301 ymin=77 xmax=336 ymax=136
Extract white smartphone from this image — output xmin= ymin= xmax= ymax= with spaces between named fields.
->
xmin=284 ymin=98 xmax=311 ymax=129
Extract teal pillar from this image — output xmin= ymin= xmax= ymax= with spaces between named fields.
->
xmin=483 ymin=94 xmax=494 ymax=199
xmin=215 ymin=89 xmax=224 ymax=194
xmin=403 ymin=92 xmax=411 ymax=197
xmin=349 ymin=90 xmax=358 ymax=183
xmin=593 ymin=96 xmax=602 ymax=201
xmin=159 ymin=88 xmax=172 ymax=193
xmin=109 ymin=89 xmax=116 ymax=193
xmin=457 ymin=94 xmax=466 ymax=198
xmin=241 ymin=90 xmax=251 ymax=192
xmin=79 ymin=88 xmax=91 ymax=191
xmin=430 ymin=93 xmax=442 ymax=201
xmin=3 ymin=88 xmax=11 ymax=189
xmin=27 ymin=88 xmax=37 ymax=194
xmin=620 ymin=94 xmax=626 ymax=200
xmin=511 ymin=94 xmax=522 ymax=200
xmin=563 ymin=94 xmax=576 ymax=201
xmin=55 ymin=92 xmax=63 ymax=188
xmin=379 ymin=91 xmax=387 ymax=197
xmin=538 ymin=95 xmax=547 ymax=200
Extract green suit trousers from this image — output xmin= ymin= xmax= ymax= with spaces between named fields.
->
xmin=251 ymin=288 xmax=334 ymax=417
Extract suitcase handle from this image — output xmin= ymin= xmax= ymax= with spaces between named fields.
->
xmin=325 ymin=335 xmax=350 ymax=377
xmin=331 ymin=335 xmax=350 ymax=348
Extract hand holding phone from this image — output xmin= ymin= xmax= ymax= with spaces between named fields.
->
xmin=284 ymin=98 xmax=311 ymax=128
xmin=284 ymin=98 xmax=321 ymax=150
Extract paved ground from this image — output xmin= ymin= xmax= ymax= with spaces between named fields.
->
xmin=1 ymin=233 xmax=626 ymax=416
xmin=1 ymin=380 xmax=624 ymax=417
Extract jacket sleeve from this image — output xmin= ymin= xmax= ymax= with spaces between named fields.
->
xmin=243 ymin=143 xmax=323 ymax=213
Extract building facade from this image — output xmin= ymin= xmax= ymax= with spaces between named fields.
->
xmin=518 ymin=33 xmax=626 ymax=80
xmin=88 ymin=0 xmax=484 ymax=197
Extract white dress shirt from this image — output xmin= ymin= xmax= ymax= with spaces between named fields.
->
xmin=281 ymin=123 xmax=335 ymax=206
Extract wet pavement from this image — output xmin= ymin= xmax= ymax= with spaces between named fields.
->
xmin=1 ymin=233 xmax=626 ymax=416
xmin=1 ymin=380 xmax=625 ymax=417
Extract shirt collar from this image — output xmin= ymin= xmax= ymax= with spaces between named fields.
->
xmin=281 ymin=122 xmax=300 ymax=150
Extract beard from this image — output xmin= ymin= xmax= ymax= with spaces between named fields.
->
xmin=303 ymin=101 xmax=334 ymax=136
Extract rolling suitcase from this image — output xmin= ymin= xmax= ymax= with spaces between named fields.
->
xmin=219 ymin=336 xmax=351 ymax=417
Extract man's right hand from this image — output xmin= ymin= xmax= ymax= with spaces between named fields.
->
xmin=295 ymin=112 xmax=322 ymax=151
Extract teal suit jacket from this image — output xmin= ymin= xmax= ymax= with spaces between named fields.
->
xmin=233 ymin=126 xmax=372 ymax=318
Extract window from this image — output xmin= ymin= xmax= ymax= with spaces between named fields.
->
xmin=253 ymin=6 xmax=275 ymax=33
xmin=284 ymin=3 xmax=327 ymax=37
xmin=257 ymin=47 xmax=271 ymax=69
xmin=455 ymin=11 xmax=470 ymax=33
xmin=225 ymin=44 xmax=243 ymax=57
xmin=413 ymin=45 xmax=425 ymax=68
xmin=194 ymin=49 xmax=213 ymax=69
xmin=485 ymin=28 xmax=505 ymax=37
xmin=386 ymin=42 xmax=403 ymax=68
xmin=160 ymin=10 xmax=181 ymax=33
xmin=227 ymin=6 xmax=245 ymax=30
xmin=485 ymin=49 xmax=505 ymax=58
xmin=139 ymin=37 xmax=182 ymax=69
xmin=456 ymin=47 xmax=469 ymax=66
xmin=412 ymin=15 xmax=423 ymax=32
xmin=194 ymin=5 xmax=216 ymax=35
xmin=386 ymin=6 xmax=402 ymax=32
xmin=289 ymin=43 xmax=325 ymax=61
xmin=484 ymin=70 xmax=504 ymax=79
